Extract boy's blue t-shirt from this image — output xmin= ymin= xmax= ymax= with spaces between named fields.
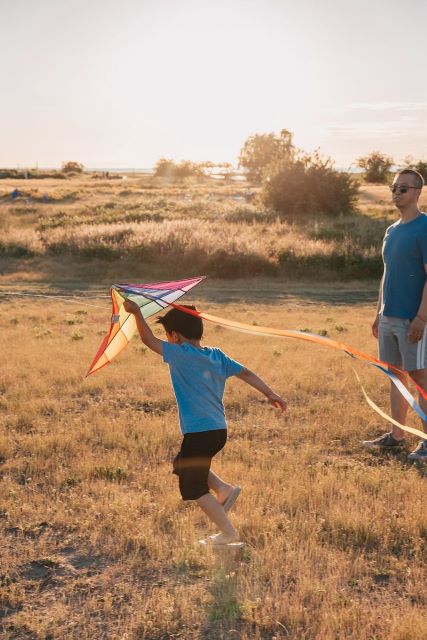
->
xmin=162 ymin=342 xmax=244 ymax=434
xmin=381 ymin=213 xmax=427 ymax=320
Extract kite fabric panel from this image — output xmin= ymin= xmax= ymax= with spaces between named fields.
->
xmin=86 ymin=276 xmax=205 ymax=376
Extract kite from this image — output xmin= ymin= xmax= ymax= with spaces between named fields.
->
xmin=86 ymin=277 xmax=427 ymax=439
xmin=86 ymin=276 xmax=205 ymax=376
xmin=162 ymin=300 xmax=427 ymax=440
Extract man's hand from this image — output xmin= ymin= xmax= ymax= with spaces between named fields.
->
xmin=372 ymin=315 xmax=380 ymax=339
xmin=408 ymin=316 xmax=426 ymax=343
xmin=123 ymin=299 xmax=141 ymax=315
xmin=267 ymin=393 xmax=287 ymax=412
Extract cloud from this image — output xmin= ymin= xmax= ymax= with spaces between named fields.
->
xmin=324 ymin=120 xmax=411 ymax=140
xmin=325 ymin=102 xmax=427 ymax=118
xmin=346 ymin=102 xmax=427 ymax=112
xmin=321 ymin=102 xmax=427 ymax=140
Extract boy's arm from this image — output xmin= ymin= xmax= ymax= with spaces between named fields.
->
xmin=236 ymin=367 xmax=287 ymax=411
xmin=123 ymin=299 xmax=163 ymax=355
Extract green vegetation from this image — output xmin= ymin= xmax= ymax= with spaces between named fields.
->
xmin=356 ymin=151 xmax=394 ymax=184
xmin=262 ymin=151 xmax=359 ymax=217
xmin=0 ymin=168 xmax=67 ymax=179
xmin=61 ymin=160 xmax=84 ymax=174
xmin=238 ymin=128 xmax=294 ymax=183
xmin=237 ymin=129 xmax=357 ymax=217
xmin=403 ymin=158 xmax=427 ymax=182
xmin=154 ymin=158 xmax=236 ymax=180
xmin=154 ymin=157 xmax=205 ymax=178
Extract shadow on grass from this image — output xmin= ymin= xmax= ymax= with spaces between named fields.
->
xmin=363 ymin=447 xmax=427 ymax=478
xmin=0 ymin=253 xmax=379 ymax=308
xmin=202 ymin=548 xmax=246 ymax=639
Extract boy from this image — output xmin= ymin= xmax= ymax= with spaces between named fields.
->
xmin=123 ymin=300 xmax=287 ymax=546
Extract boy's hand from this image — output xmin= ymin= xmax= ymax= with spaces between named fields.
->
xmin=123 ymin=298 xmax=163 ymax=355
xmin=123 ymin=299 xmax=141 ymax=315
xmin=267 ymin=393 xmax=287 ymax=412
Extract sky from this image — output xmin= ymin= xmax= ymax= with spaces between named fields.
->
xmin=1 ymin=0 xmax=426 ymax=169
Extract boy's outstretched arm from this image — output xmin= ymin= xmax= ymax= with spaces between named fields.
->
xmin=123 ymin=299 xmax=163 ymax=355
xmin=236 ymin=367 xmax=287 ymax=411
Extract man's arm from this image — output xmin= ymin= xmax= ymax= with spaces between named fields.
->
xmin=123 ymin=299 xmax=163 ymax=355
xmin=236 ymin=367 xmax=287 ymax=411
xmin=408 ymin=266 xmax=427 ymax=344
xmin=372 ymin=276 xmax=383 ymax=339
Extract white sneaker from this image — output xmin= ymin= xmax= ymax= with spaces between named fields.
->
xmin=198 ymin=533 xmax=242 ymax=547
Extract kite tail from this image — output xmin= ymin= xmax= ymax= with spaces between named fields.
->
xmin=164 ymin=300 xmax=427 ymax=436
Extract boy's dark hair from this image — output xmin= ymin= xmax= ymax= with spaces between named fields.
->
xmin=156 ymin=305 xmax=203 ymax=340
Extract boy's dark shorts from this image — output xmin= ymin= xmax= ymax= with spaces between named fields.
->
xmin=172 ymin=429 xmax=227 ymax=500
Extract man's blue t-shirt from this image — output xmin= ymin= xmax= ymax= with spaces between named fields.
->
xmin=381 ymin=213 xmax=427 ymax=320
xmin=162 ymin=342 xmax=244 ymax=434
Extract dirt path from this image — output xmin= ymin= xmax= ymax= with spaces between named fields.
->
xmin=0 ymin=280 xmax=378 ymax=308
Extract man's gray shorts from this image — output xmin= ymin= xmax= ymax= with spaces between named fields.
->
xmin=379 ymin=315 xmax=427 ymax=371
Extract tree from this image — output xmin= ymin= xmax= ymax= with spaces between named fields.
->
xmin=238 ymin=129 xmax=294 ymax=183
xmin=262 ymin=151 xmax=358 ymax=217
xmin=413 ymin=161 xmax=427 ymax=183
xmin=154 ymin=158 xmax=177 ymax=178
xmin=356 ymin=151 xmax=393 ymax=183
xmin=154 ymin=158 xmax=204 ymax=178
xmin=401 ymin=157 xmax=427 ymax=183
xmin=62 ymin=161 xmax=84 ymax=174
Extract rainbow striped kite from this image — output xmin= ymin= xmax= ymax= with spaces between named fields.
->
xmin=86 ymin=276 xmax=205 ymax=376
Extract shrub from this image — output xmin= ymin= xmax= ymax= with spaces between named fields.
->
xmin=0 ymin=241 xmax=36 ymax=258
xmin=278 ymin=249 xmax=382 ymax=279
xmin=401 ymin=159 xmax=427 ymax=183
xmin=61 ymin=161 xmax=84 ymax=174
xmin=0 ymin=168 xmax=66 ymax=179
xmin=413 ymin=161 xmax=427 ymax=183
xmin=205 ymin=249 xmax=277 ymax=278
xmin=356 ymin=151 xmax=393 ymax=183
xmin=91 ymin=466 xmax=128 ymax=482
xmin=262 ymin=151 xmax=358 ymax=217
xmin=238 ymin=129 xmax=294 ymax=183
xmin=154 ymin=158 xmax=204 ymax=179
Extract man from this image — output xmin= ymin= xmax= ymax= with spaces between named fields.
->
xmin=363 ymin=169 xmax=427 ymax=461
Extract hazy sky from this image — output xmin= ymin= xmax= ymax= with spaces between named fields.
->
xmin=1 ymin=0 xmax=426 ymax=168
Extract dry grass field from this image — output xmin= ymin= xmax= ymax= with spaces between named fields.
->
xmin=1 ymin=175 xmax=427 ymax=639
xmin=1 ymin=174 xmax=425 ymax=285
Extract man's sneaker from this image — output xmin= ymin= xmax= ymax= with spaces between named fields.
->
xmin=363 ymin=432 xmax=406 ymax=451
xmin=408 ymin=440 xmax=427 ymax=462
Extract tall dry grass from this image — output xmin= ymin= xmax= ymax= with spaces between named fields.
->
xmin=1 ymin=295 xmax=427 ymax=639
xmin=4 ymin=175 xmax=423 ymax=281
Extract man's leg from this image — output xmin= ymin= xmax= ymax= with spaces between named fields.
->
xmin=408 ymin=368 xmax=427 ymax=433
xmin=407 ymin=368 xmax=427 ymax=461
xmin=363 ymin=368 xmax=409 ymax=450
xmin=364 ymin=317 xmax=409 ymax=450
xmin=390 ymin=369 xmax=410 ymax=440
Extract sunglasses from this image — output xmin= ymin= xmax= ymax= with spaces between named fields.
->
xmin=390 ymin=185 xmax=419 ymax=194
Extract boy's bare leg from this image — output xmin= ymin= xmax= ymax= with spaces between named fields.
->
xmin=196 ymin=493 xmax=238 ymax=540
xmin=208 ymin=470 xmax=235 ymax=504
